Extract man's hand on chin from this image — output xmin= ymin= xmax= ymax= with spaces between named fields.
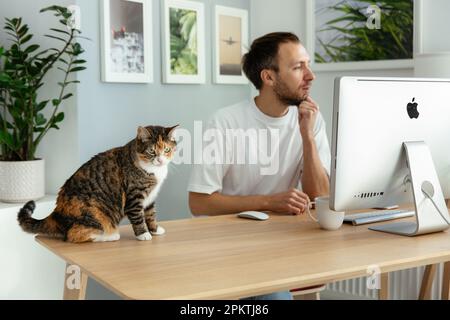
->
xmin=298 ymin=96 xmax=319 ymax=140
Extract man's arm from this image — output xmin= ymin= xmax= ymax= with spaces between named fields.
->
xmin=298 ymin=97 xmax=330 ymax=200
xmin=301 ymin=137 xmax=330 ymax=200
xmin=189 ymin=189 xmax=310 ymax=216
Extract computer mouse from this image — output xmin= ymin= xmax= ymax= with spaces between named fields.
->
xmin=237 ymin=211 xmax=269 ymax=221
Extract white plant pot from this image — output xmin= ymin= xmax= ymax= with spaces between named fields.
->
xmin=0 ymin=159 xmax=45 ymax=203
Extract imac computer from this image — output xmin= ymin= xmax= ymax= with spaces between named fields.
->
xmin=330 ymin=77 xmax=450 ymax=236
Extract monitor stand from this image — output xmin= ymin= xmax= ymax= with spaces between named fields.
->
xmin=369 ymin=141 xmax=450 ymax=236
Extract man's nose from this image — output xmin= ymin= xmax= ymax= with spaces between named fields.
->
xmin=305 ymin=66 xmax=315 ymax=82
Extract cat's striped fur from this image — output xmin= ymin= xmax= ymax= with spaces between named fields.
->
xmin=17 ymin=125 xmax=177 ymax=243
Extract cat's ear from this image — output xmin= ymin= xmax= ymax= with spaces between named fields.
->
xmin=137 ymin=126 xmax=152 ymax=142
xmin=166 ymin=125 xmax=179 ymax=142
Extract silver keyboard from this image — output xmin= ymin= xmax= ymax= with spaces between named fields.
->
xmin=344 ymin=209 xmax=415 ymax=226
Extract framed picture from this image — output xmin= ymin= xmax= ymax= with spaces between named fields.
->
xmin=100 ymin=0 xmax=153 ymax=83
xmin=162 ymin=0 xmax=205 ymax=84
xmin=305 ymin=0 xmax=423 ymax=71
xmin=213 ymin=5 xmax=249 ymax=84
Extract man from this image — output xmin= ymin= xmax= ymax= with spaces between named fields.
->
xmin=187 ymin=32 xmax=331 ymax=300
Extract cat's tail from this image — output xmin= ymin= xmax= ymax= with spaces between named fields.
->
xmin=17 ymin=201 xmax=62 ymax=237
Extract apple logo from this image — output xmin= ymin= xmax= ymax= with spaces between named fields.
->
xmin=407 ymin=98 xmax=419 ymax=119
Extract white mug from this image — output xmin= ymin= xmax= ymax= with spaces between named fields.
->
xmin=308 ymin=196 xmax=345 ymax=230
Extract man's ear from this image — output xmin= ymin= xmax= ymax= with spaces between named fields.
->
xmin=167 ymin=124 xmax=179 ymax=141
xmin=137 ymin=126 xmax=152 ymax=142
xmin=260 ymin=69 xmax=275 ymax=87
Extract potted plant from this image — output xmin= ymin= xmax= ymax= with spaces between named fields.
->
xmin=0 ymin=6 xmax=86 ymax=203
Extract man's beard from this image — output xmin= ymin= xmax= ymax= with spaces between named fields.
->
xmin=273 ymin=75 xmax=307 ymax=106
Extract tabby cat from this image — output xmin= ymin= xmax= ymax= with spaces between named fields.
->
xmin=17 ymin=125 xmax=177 ymax=243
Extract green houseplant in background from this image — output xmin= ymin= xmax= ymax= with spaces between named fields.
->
xmin=0 ymin=5 xmax=86 ymax=202
xmin=170 ymin=8 xmax=198 ymax=75
xmin=315 ymin=0 xmax=413 ymax=63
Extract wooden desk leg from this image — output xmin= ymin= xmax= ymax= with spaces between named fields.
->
xmin=63 ymin=263 xmax=88 ymax=300
xmin=442 ymin=261 xmax=450 ymax=300
xmin=378 ymin=273 xmax=389 ymax=300
xmin=419 ymin=264 xmax=437 ymax=300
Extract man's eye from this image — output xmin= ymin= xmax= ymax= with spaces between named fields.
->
xmin=164 ymin=147 xmax=171 ymax=153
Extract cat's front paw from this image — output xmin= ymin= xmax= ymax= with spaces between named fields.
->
xmin=151 ymin=226 xmax=166 ymax=236
xmin=136 ymin=232 xmax=152 ymax=241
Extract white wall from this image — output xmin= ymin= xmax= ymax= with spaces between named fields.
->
xmin=422 ymin=0 xmax=450 ymax=53
xmin=0 ymin=197 xmax=65 ymax=299
xmin=0 ymin=0 xmax=80 ymax=195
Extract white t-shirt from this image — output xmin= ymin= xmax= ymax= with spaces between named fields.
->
xmin=187 ymin=99 xmax=331 ymax=196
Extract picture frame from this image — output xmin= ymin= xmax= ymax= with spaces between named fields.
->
xmin=162 ymin=0 xmax=206 ymax=84
xmin=304 ymin=0 xmax=423 ymax=72
xmin=213 ymin=5 xmax=249 ymax=84
xmin=100 ymin=0 xmax=153 ymax=83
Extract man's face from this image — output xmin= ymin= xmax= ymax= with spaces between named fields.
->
xmin=271 ymin=42 xmax=315 ymax=106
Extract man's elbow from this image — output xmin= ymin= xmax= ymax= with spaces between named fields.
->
xmin=189 ymin=192 xmax=208 ymax=216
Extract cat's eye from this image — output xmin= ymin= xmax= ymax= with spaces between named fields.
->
xmin=164 ymin=147 xmax=171 ymax=153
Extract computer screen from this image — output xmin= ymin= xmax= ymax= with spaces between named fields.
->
xmin=330 ymin=77 xmax=450 ymax=236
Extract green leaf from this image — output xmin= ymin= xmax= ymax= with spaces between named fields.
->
xmin=44 ymin=34 xmax=66 ymax=42
xmin=54 ymin=112 xmax=64 ymax=123
xmin=71 ymin=42 xmax=84 ymax=55
xmin=62 ymin=93 xmax=73 ymax=100
xmin=35 ymin=100 xmax=49 ymax=112
xmin=65 ymin=80 xmax=80 ymax=85
xmin=0 ymin=73 xmax=11 ymax=82
xmin=50 ymin=124 xmax=60 ymax=130
xmin=74 ymin=35 xmax=91 ymax=41
xmin=72 ymin=59 xmax=86 ymax=64
xmin=24 ymin=44 xmax=39 ymax=54
xmin=34 ymin=113 xmax=46 ymax=126
xmin=40 ymin=5 xmax=62 ymax=13
xmin=49 ymin=28 xmax=70 ymax=36
xmin=0 ymin=131 xmax=15 ymax=149
xmin=52 ymin=99 xmax=60 ymax=106
xmin=20 ymin=34 xmax=33 ymax=45
xmin=69 ymin=66 xmax=86 ymax=73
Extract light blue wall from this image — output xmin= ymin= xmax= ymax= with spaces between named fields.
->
xmin=75 ymin=0 xmax=251 ymax=299
xmin=76 ymin=0 xmax=251 ymax=225
xmin=1 ymin=0 xmax=251 ymax=299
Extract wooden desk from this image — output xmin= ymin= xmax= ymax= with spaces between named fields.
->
xmin=36 ymin=211 xmax=450 ymax=300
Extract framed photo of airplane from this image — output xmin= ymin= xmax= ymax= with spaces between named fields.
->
xmin=213 ymin=5 xmax=249 ymax=84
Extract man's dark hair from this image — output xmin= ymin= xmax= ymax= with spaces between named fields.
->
xmin=242 ymin=32 xmax=300 ymax=90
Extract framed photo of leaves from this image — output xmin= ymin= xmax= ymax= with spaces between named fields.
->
xmin=305 ymin=0 xmax=423 ymax=71
xmin=100 ymin=0 xmax=153 ymax=83
xmin=162 ymin=0 xmax=205 ymax=84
